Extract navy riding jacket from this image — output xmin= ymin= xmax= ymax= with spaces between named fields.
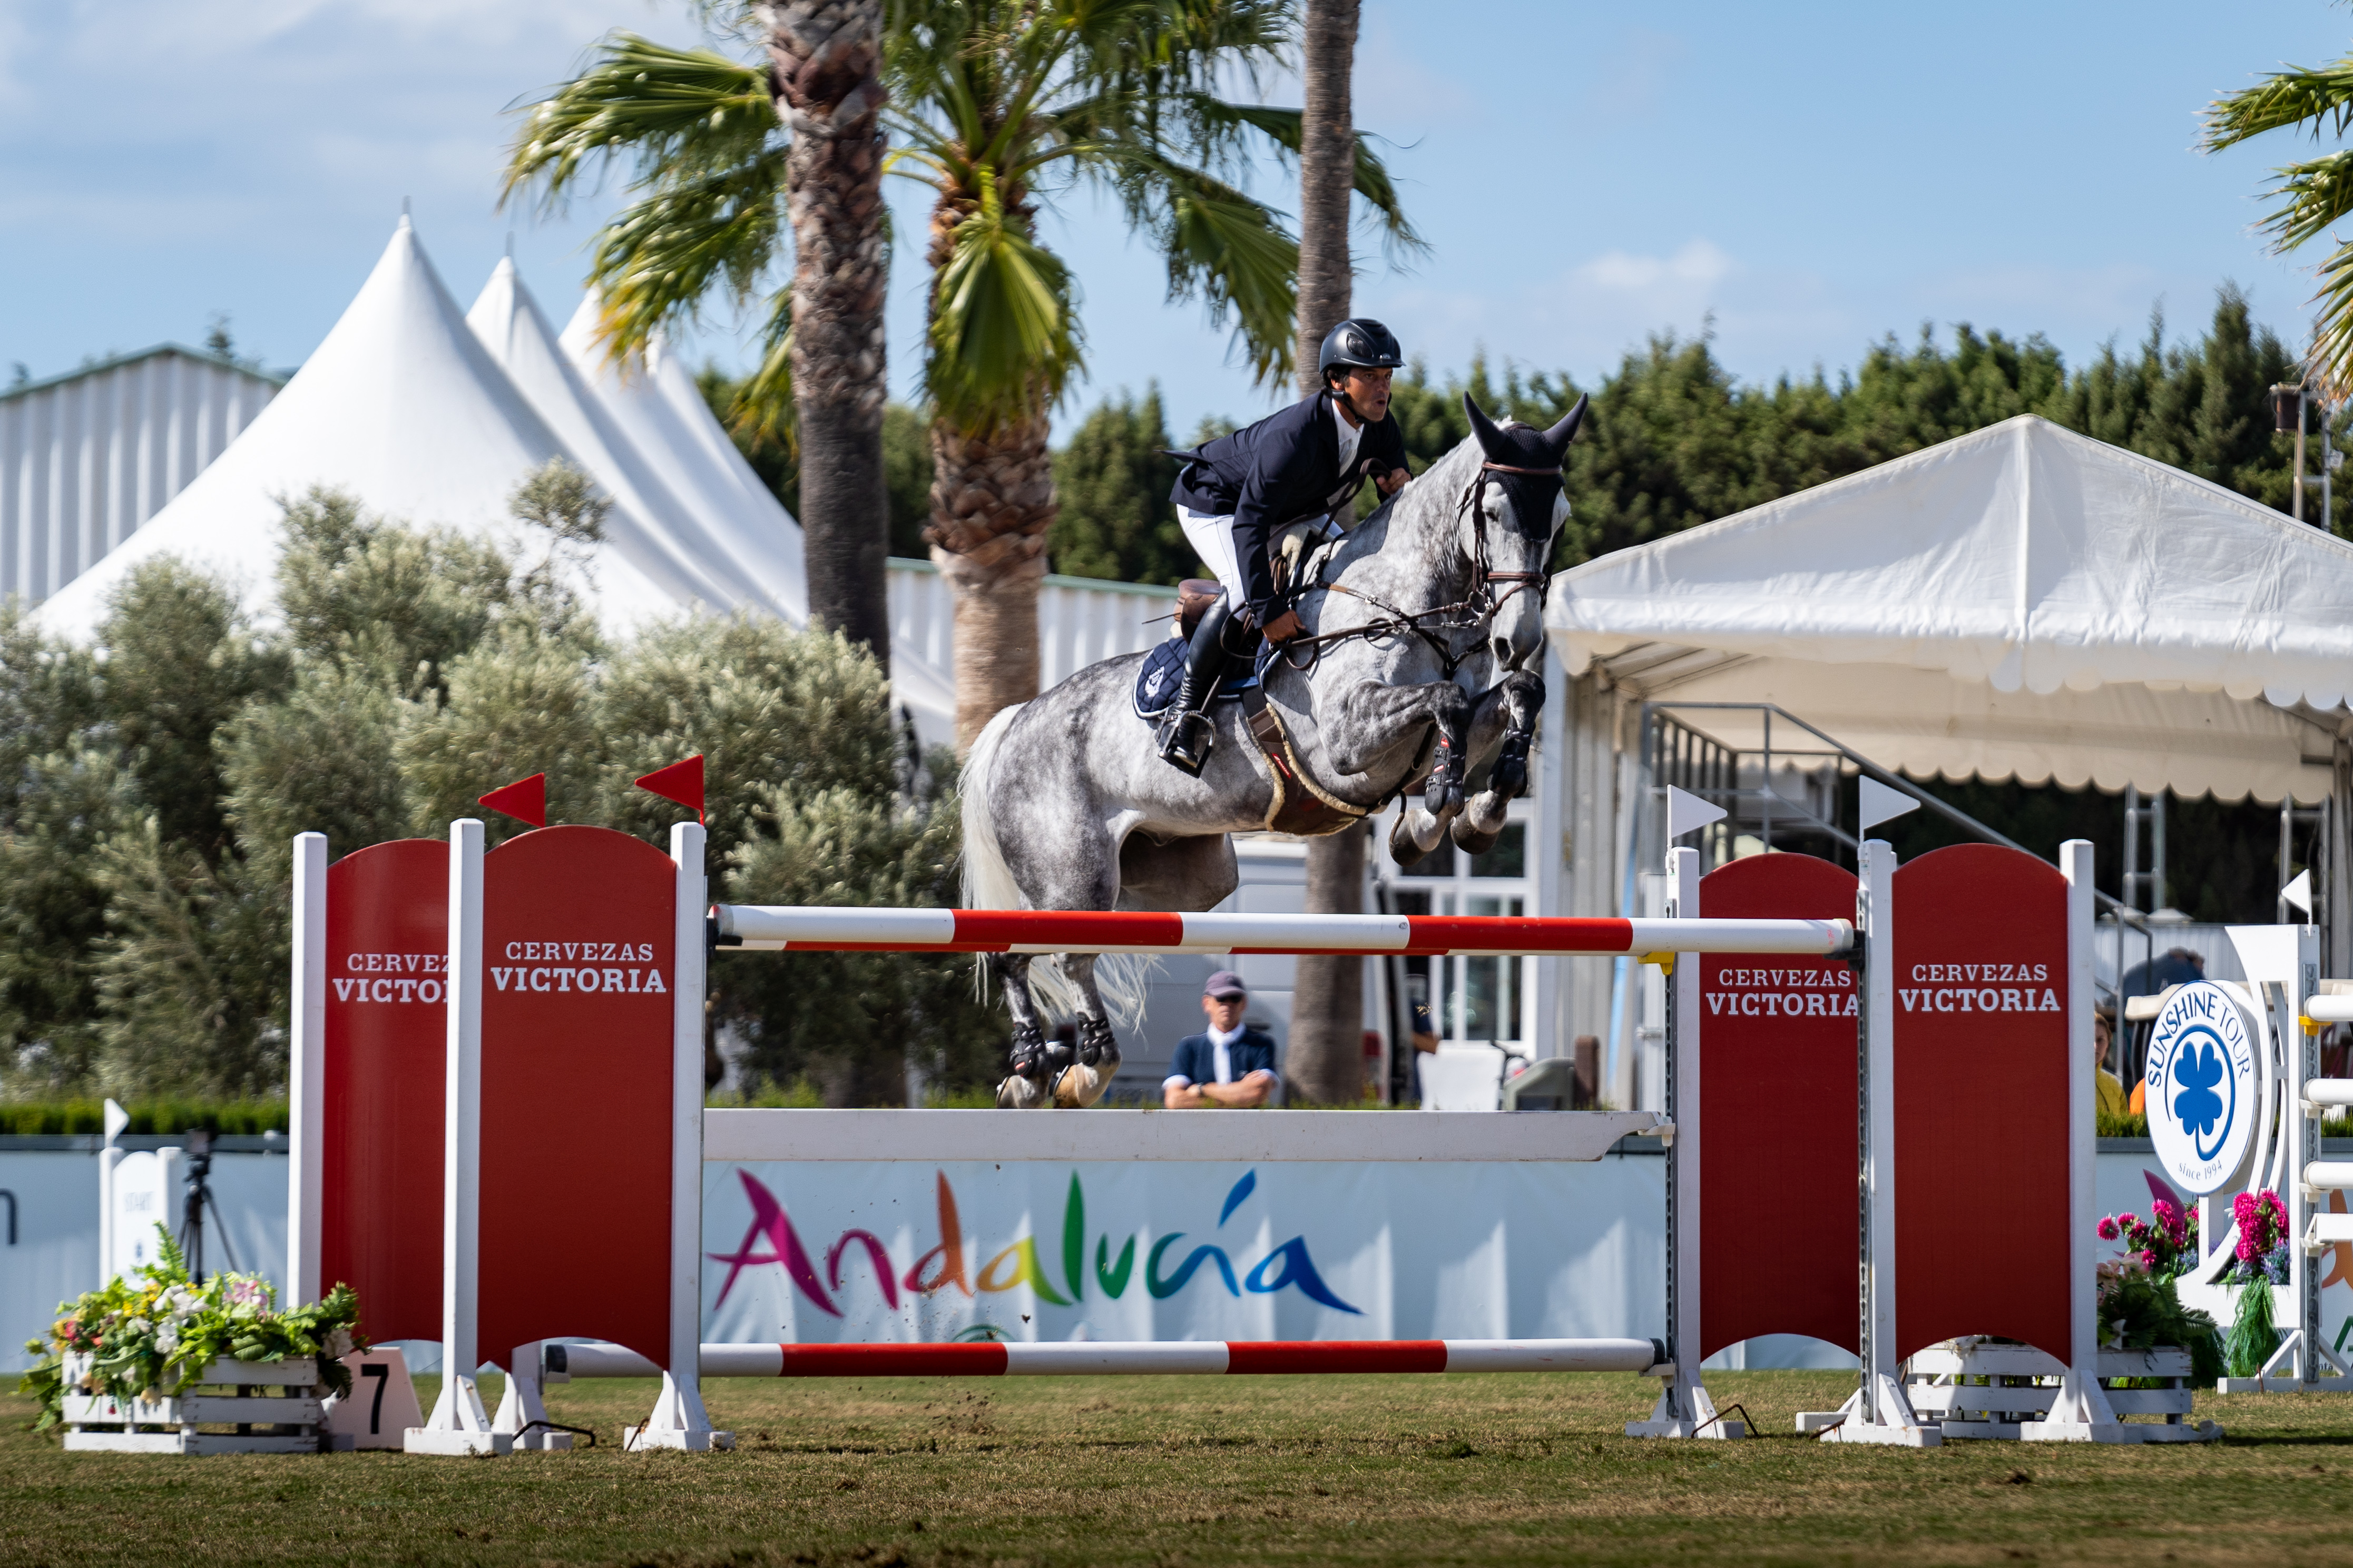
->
xmin=1168 ymin=389 xmax=1408 ymax=623
xmin=1166 ymin=1026 xmax=1280 ymax=1090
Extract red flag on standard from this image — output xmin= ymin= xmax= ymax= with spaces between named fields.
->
xmin=478 ymin=773 xmax=546 ymax=827
xmin=636 ymin=755 xmax=705 ymax=821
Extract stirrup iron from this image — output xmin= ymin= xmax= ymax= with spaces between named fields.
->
xmin=1159 ymin=709 xmax=1215 ymax=775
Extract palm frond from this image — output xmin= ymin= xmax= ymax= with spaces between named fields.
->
xmin=2204 ymin=61 xmax=2353 ymax=152
xmin=1192 ymin=100 xmax=1427 ymax=260
xmin=1106 ymin=151 xmax=1298 ymax=386
xmin=503 ymin=34 xmax=776 ymax=213
xmin=2302 ymin=240 xmax=2353 ymax=398
xmin=927 ymin=170 xmax=1084 ymax=432
xmin=731 ymin=288 xmax=797 ymax=457
xmin=2258 ymin=148 xmax=2353 ymax=253
xmin=588 ymin=154 xmax=788 ymax=361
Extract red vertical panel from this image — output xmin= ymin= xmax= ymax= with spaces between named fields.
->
xmin=1697 ymin=854 xmax=1860 ymax=1360
xmin=1892 ymin=844 xmax=2072 ymax=1361
xmin=477 ymin=827 xmax=675 ymax=1368
xmin=320 ymin=839 xmax=447 ymax=1346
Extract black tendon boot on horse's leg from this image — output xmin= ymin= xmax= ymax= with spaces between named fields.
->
xmin=1156 ymin=596 xmax=1242 ymax=776
xmin=994 ymin=954 xmax=1054 ymax=1109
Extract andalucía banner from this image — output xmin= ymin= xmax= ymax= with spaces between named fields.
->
xmin=700 ymin=1160 xmax=1668 ymax=1345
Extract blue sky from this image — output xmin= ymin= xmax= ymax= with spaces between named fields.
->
xmin=3 ymin=1 xmax=2349 ymax=440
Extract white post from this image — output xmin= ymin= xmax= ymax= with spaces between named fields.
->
xmin=407 ymin=819 xmax=509 ymax=1455
xmin=1821 ymin=838 xmax=1936 ymax=1444
xmin=1625 ymin=846 xmax=1734 ymax=1437
xmin=285 ymin=832 xmax=328 ymax=1307
xmin=626 ymin=822 xmax=731 ymax=1451
xmin=2288 ymin=925 xmax=2334 ymax=1386
xmin=2025 ymin=839 xmax=2124 ymax=1439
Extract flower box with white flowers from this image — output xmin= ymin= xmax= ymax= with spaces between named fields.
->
xmin=19 ymin=1228 xmax=365 ymax=1455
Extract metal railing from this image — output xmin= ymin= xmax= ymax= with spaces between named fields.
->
xmin=1637 ymin=701 xmax=2173 ymax=981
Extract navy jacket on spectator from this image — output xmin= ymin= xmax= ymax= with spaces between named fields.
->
xmin=1168 ymin=389 xmax=1407 ymax=623
xmin=1166 ymin=1025 xmax=1280 ymax=1088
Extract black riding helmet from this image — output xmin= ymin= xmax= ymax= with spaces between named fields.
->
xmin=1317 ymin=318 xmax=1404 ymax=383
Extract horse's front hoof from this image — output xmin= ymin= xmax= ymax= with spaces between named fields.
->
xmin=997 ymin=1075 xmax=1048 ymax=1109
xmin=1401 ymin=805 xmax=1449 ymax=856
xmin=1451 ymin=817 xmax=1501 ymax=856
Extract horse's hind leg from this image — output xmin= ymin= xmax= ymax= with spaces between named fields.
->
xmin=993 ymin=954 xmax=1056 ymax=1110
xmin=1049 ymin=953 xmax=1124 ymax=1108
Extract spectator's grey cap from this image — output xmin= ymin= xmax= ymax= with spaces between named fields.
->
xmin=1204 ymin=970 xmax=1248 ymax=999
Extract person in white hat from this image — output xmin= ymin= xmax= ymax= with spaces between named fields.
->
xmin=1162 ymin=970 xmax=1280 ymax=1108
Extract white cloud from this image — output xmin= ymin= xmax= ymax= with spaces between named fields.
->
xmin=1576 ymin=240 xmax=1736 ymax=292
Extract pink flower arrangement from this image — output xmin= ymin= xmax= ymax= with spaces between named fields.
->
xmin=2232 ymin=1190 xmax=2290 ymax=1279
xmin=2096 ymin=1203 xmax=2200 ymax=1282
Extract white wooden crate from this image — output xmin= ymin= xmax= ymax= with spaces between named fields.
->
xmin=60 ymin=1354 xmax=341 ymax=1455
xmin=1902 ymin=1341 xmax=2219 ymax=1443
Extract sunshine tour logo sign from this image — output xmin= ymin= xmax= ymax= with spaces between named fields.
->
xmin=1897 ymin=962 xmax=2061 ymax=1015
xmin=710 ymin=1168 xmax=1360 ymax=1319
xmin=2146 ymin=980 xmax=2258 ymax=1195
xmin=490 ymin=940 xmax=667 ymax=997
xmin=1706 ymin=964 xmax=1856 ymax=1019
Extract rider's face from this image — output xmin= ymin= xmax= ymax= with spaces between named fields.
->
xmin=1337 ymin=367 xmax=1393 ymax=423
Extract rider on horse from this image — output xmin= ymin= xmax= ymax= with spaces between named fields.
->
xmin=1156 ymin=318 xmax=1414 ymax=774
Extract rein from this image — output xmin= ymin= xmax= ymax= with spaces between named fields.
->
xmin=1273 ymin=459 xmax=1558 ymax=679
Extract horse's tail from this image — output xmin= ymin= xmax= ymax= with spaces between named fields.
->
xmin=958 ymin=704 xmax=1024 ymax=915
xmin=956 ymin=699 xmax=1156 ymax=1032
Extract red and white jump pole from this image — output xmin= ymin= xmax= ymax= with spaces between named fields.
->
xmin=710 ymin=905 xmax=1852 ymax=959
xmin=541 ymin=1337 xmax=1667 ymax=1382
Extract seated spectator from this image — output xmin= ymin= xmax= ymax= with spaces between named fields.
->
xmin=2095 ymin=1004 xmax=2128 ymax=1120
xmin=1163 ymin=971 xmax=1279 ymax=1108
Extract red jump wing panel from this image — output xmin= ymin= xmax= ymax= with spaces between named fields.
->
xmin=1698 ymin=853 xmax=1860 ymax=1361
xmin=478 ymin=826 xmax=677 ymax=1369
xmin=320 ymin=839 xmax=448 ymax=1346
xmin=1892 ymin=843 xmax=2072 ymax=1363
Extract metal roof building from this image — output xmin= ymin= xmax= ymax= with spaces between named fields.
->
xmin=1 ymin=345 xmax=284 ymax=605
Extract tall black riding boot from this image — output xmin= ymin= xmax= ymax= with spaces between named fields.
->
xmin=1157 ymin=596 xmax=1241 ymax=776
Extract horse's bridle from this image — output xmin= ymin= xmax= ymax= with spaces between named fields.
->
xmin=1279 ymin=459 xmax=1560 ymax=679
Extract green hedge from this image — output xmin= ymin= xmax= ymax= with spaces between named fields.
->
xmin=0 ymin=1099 xmax=288 ymax=1136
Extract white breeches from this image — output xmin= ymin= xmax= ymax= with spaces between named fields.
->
xmin=1176 ymin=506 xmax=1247 ymax=610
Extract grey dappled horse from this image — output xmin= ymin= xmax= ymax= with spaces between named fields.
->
xmin=962 ymin=395 xmax=1584 ymax=1107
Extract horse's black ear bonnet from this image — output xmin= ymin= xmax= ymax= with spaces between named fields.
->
xmin=1463 ymin=393 xmax=1586 ymax=537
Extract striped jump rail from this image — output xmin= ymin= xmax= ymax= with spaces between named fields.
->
xmin=547 ymin=1338 xmax=1671 ymax=1380
xmin=708 ymin=906 xmax=1854 ymax=959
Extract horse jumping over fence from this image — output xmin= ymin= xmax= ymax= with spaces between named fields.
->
xmin=962 ymin=395 xmax=1585 ymax=1107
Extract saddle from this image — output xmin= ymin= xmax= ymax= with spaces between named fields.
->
xmin=1136 ymin=519 xmax=1368 ymax=839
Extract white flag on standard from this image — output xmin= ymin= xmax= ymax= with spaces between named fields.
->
xmin=1858 ymin=776 xmax=1921 ymax=833
xmin=1666 ymin=785 xmax=1728 ymax=841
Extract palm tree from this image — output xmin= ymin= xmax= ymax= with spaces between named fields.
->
xmin=761 ymin=1 xmax=891 ymax=665
xmin=505 ymin=10 xmax=893 ymax=666
xmin=1287 ymin=0 xmax=1372 ymax=1107
xmin=2205 ymin=39 xmax=2353 ymax=394
xmin=892 ymin=0 xmax=1412 ymax=745
xmin=505 ymin=2 xmax=1418 ymax=747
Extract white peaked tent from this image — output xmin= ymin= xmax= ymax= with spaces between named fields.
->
xmin=552 ymin=296 xmax=962 ymax=739
xmin=35 ymin=218 xmax=699 ymax=637
xmin=1546 ymin=415 xmax=2353 ymax=806
xmin=465 ymin=258 xmax=763 ymax=618
xmin=556 ymin=297 xmax=809 ymax=623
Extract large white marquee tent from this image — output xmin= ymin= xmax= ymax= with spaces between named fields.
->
xmin=32 ymin=216 xmax=959 ymax=738
xmin=1538 ymin=413 xmax=2353 ymax=1099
